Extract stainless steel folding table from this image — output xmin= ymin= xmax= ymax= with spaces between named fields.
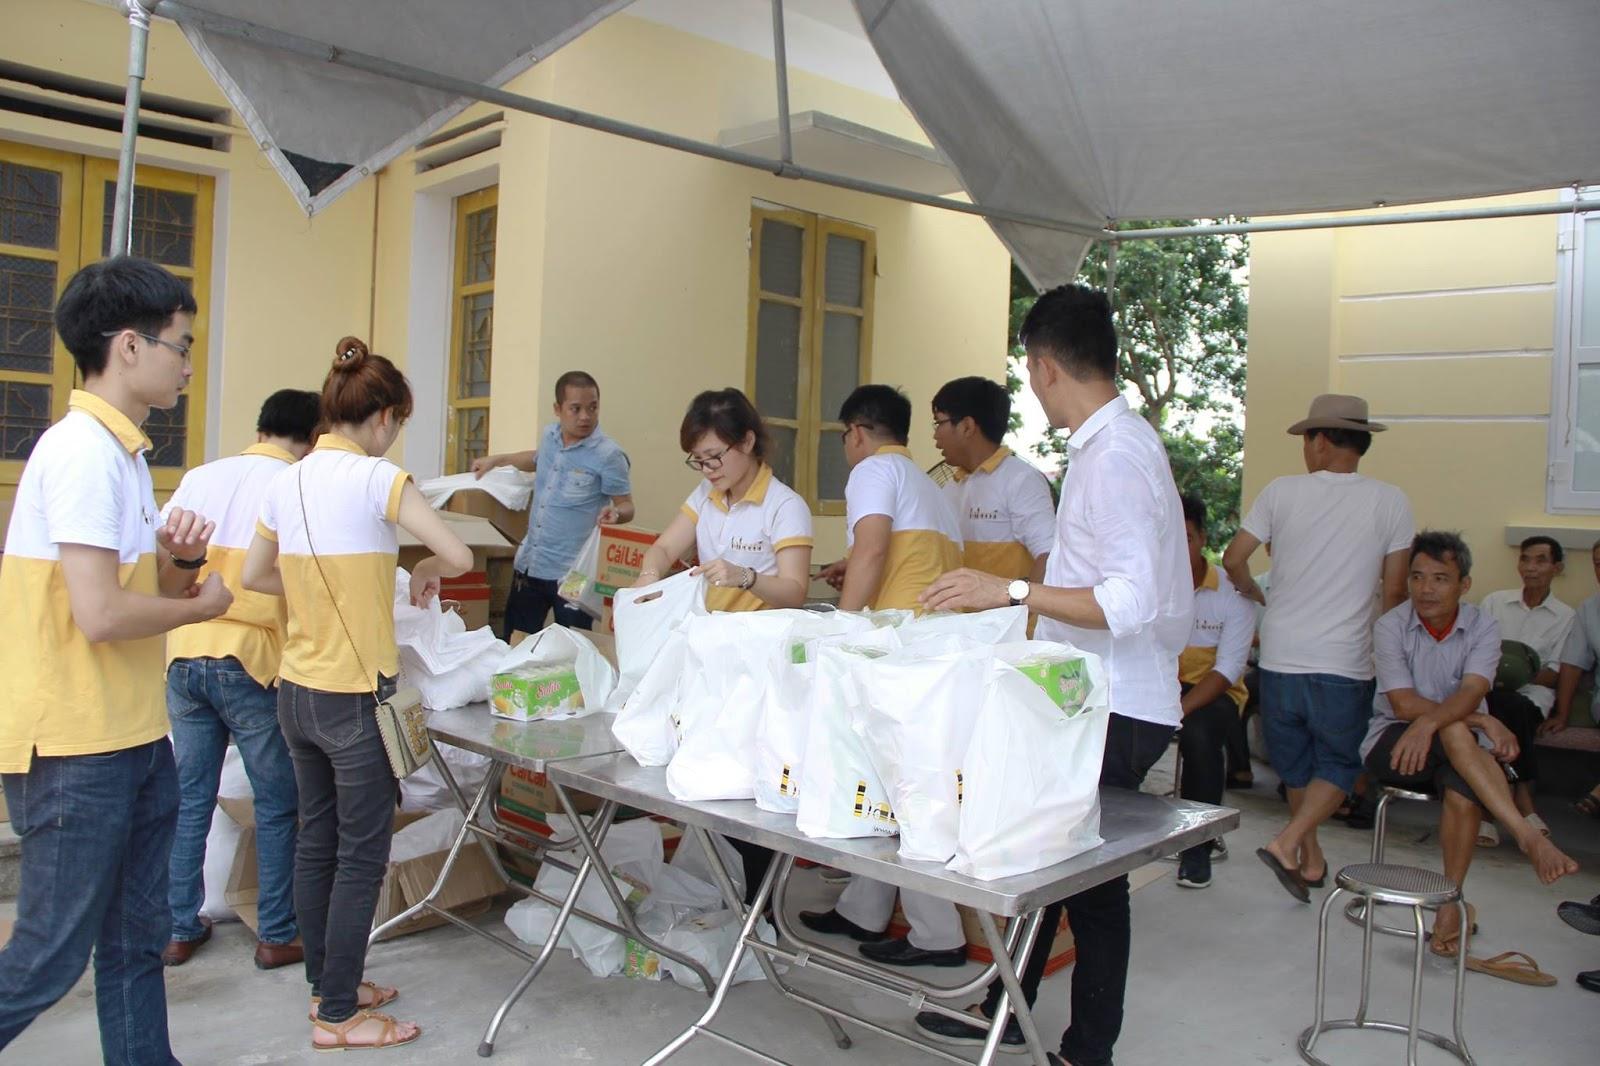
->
xmin=546 ymin=752 xmax=1238 ymax=1066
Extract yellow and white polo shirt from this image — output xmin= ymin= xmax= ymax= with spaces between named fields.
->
xmin=0 ymin=390 xmax=166 ymax=772
xmin=257 ymin=433 xmax=411 ymax=694
xmin=164 ymin=443 xmax=297 ymax=687
xmin=941 ymin=447 xmax=1055 ymax=581
xmin=1178 ymin=563 xmax=1255 ymax=711
xmin=845 ymin=445 xmax=963 ymax=611
xmin=680 ymin=464 xmax=814 ymax=612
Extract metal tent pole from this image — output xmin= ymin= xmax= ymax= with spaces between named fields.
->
xmin=1110 ymin=198 xmax=1600 ymax=241
xmin=111 ymin=0 xmax=157 ymax=256
xmin=771 ymin=0 xmax=793 ymax=165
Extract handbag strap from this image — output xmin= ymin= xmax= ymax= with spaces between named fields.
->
xmin=296 ymin=465 xmax=381 ymax=702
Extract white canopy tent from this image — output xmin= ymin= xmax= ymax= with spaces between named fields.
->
xmin=104 ymin=0 xmax=1600 ymax=287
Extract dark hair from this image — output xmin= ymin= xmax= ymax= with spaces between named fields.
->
xmin=1180 ymin=492 xmax=1207 ymax=533
xmin=1018 ymin=284 xmax=1117 ymax=381
xmin=932 ymin=377 xmax=1010 ymax=444
xmin=680 ymin=388 xmax=767 ymax=459
xmin=320 ymin=336 xmax=413 ymax=427
xmin=54 ymin=256 xmax=197 ymax=378
xmin=555 ymin=370 xmax=599 ymax=403
xmin=257 ymin=389 xmax=322 ymax=443
xmin=1411 ymin=530 xmax=1473 ymax=579
xmin=839 ymin=385 xmax=912 ymax=444
xmin=1306 ymin=426 xmax=1373 ymax=456
xmin=1519 ymin=535 xmax=1565 ymax=565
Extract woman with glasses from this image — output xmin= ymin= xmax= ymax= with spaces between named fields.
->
xmin=632 ymin=388 xmax=813 ymax=612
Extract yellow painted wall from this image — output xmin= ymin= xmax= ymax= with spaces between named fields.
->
xmin=3 ymin=0 xmax=379 ymax=462
xmin=1244 ymin=192 xmax=1595 ymax=603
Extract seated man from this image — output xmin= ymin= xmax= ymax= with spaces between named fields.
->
xmin=1174 ymin=493 xmax=1254 ymax=889
xmin=1544 ymin=538 xmax=1600 ymax=739
xmin=1361 ymin=531 xmax=1578 ymax=955
xmin=1478 ymin=535 xmax=1575 ymax=835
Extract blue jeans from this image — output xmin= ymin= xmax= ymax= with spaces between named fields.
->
xmin=502 ymin=572 xmax=594 ymax=640
xmin=0 ymin=740 xmax=182 ymax=1065
xmin=1259 ymin=669 xmax=1375 ymax=793
xmin=167 ymin=657 xmax=299 ymax=945
xmin=278 ymin=678 xmax=399 ymax=1023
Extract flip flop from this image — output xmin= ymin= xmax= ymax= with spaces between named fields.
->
xmin=1427 ymin=904 xmax=1478 ymax=958
xmin=1256 ymin=847 xmax=1310 ymax=903
xmin=1557 ymin=900 xmax=1600 ymax=936
xmin=1464 ymin=950 xmax=1557 ymax=987
xmin=1300 ymin=863 xmax=1327 ymax=889
xmin=1524 ymin=813 xmax=1551 ymax=838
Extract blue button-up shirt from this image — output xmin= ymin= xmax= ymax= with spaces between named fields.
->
xmin=514 ymin=423 xmax=632 ymax=579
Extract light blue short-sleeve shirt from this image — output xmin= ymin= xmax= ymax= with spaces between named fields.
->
xmin=514 ymin=423 xmax=631 ymax=579
xmin=1560 ymin=592 xmax=1600 ymax=717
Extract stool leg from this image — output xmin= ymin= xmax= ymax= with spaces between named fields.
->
xmin=1371 ymin=791 xmax=1391 ymax=862
xmin=1407 ymin=904 xmax=1427 ymax=1066
xmin=1306 ymin=887 xmax=1342 ymax=1055
xmin=1355 ymin=884 xmax=1377 ymax=1024
xmin=1450 ymin=898 xmax=1473 ymax=1064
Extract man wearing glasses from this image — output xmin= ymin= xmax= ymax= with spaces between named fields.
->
xmin=472 ymin=370 xmax=633 ymax=635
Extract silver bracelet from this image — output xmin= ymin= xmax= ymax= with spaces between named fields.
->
xmin=740 ymin=566 xmax=757 ymax=590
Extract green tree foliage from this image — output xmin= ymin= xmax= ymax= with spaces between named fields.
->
xmin=1008 ymin=223 xmax=1249 ymax=549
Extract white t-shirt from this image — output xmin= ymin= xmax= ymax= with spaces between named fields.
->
xmin=1240 ymin=471 xmax=1414 ymax=680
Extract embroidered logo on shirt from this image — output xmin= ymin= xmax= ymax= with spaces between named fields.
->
xmin=967 ymin=506 xmax=1002 ymax=521
xmin=729 ymin=536 xmax=768 ymax=554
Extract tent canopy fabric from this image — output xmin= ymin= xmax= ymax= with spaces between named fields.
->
xmin=155 ymin=0 xmax=1600 ymax=286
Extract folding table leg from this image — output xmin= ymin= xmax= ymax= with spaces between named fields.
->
xmin=368 ymin=769 xmax=495 ymax=945
xmin=973 ymin=908 xmax=1050 ymax=1066
xmin=682 ymin=831 xmax=852 ymax=1051
xmin=476 ymin=798 xmax=620 ymax=1057
xmin=639 ymin=838 xmax=787 ymax=1066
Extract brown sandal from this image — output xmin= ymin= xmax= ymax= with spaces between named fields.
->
xmin=311 ymin=1009 xmax=420 ymax=1053
xmin=309 ymin=982 xmax=400 ymax=1022
xmin=1464 ymin=950 xmax=1557 ymax=987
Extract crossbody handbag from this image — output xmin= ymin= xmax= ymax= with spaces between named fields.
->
xmin=296 ymin=467 xmax=432 ymax=779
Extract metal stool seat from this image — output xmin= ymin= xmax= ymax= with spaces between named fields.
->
xmin=1302 ymin=862 xmax=1473 ymax=1066
xmin=1344 ymin=787 xmax=1443 ymax=939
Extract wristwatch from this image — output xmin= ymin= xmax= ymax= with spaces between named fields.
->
xmin=1008 ymin=579 xmax=1031 ymax=606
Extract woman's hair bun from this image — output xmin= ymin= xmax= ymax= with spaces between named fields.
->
xmin=333 ymin=335 xmax=370 ymax=370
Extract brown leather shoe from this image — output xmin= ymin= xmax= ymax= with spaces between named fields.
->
xmin=254 ymin=938 xmax=305 ymax=970
xmin=162 ymin=917 xmax=213 ymax=967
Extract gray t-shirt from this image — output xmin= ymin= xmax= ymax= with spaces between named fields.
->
xmin=1362 ymin=601 xmax=1500 ymax=758
xmin=1559 ymin=592 xmax=1600 ymax=717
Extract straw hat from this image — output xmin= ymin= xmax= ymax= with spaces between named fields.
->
xmin=1286 ymin=394 xmax=1386 ymax=435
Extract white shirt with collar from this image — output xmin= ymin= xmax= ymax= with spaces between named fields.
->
xmin=1479 ymin=587 xmax=1575 ymax=714
xmin=1035 ymin=395 xmax=1193 ymax=727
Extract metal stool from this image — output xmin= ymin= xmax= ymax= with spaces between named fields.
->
xmin=1344 ymin=786 xmax=1437 ymax=939
xmin=1302 ymin=863 xmax=1473 ymax=1066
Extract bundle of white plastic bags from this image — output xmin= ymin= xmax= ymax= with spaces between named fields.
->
xmin=606 ymin=577 xmax=1112 ymax=880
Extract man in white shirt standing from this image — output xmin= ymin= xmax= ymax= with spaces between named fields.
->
xmin=919 ymin=285 xmax=1192 ymax=1066
xmin=1479 ymin=535 xmax=1574 ymax=833
xmin=1223 ymin=395 xmax=1413 ymax=901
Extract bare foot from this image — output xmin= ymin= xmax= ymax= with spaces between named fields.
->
xmin=1266 ymin=839 xmax=1298 ymax=872
xmin=1524 ymin=835 xmax=1580 ymax=885
xmin=1430 ymin=907 xmax=1463 ymax=957
xmin=312 ymin=1010 xmax=420 ymax=1050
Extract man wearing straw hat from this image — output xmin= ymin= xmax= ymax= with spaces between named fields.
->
xmin=1223 ymin=394 xmax=1414 ymax=901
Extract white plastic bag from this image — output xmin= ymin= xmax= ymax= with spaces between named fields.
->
xmin=794 ymin=631 xmax=903 ymax=839
xmin=668 ymin=830 xmax=748 ymax=904
xmin=497 ymin=624 xmax=617 ymax=715
xmin=419 ymin=467 xmax=536 ymax=512
xmin=557 ymin=527 xmax=605 ymax=620
xmin=394 ymin=569 xmax=509 ymax=709
xmin=389 ymin=807 xmax=465 ymax=863
xmin=949 ymin=646 xmax=1111 ymax=880
xmin=612 ymin=628 xmax=689 ymax=765
xmin=608 ymin=571 xmax=707 ymax=710
xmin=664 ymin=612 xmax=798 ymax=801
xmin=853 ymin=646 xmax=992 ymax=863
xmin=898 ymin=605 xmax=1029 ymax=649
xmin=657 ymin=910 xmax=777 ymax=992
xmin=199 ymin=806 xmax=243 ymax=922
xmin=752 ymin=659 xmax=815 ymax=814
xmin=399 ymin=741 xmax=494 ymax=812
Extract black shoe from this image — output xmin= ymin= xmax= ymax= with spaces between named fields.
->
xmin=859 ymin=936 xmax=968 ymax=968
xmin=914 ymin=1008 xmax=1024 ymax=1051
xmin=1177 ymin=850 xmax=1212 ymax=889
xmin=1048 ymin=1056 xmax=1068 ymax=1066
xmin=1578 ymin=970 xmax=1600 ymax=994
xmin=797 ymin=909 xmax=888 ymax=942
xmin=1558 ymin=900 xmax=1600 ymax=936
xmin=1210 ymin=837 xmax=1229 ymax=861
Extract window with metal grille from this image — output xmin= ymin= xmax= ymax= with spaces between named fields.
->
xmin=447 ymin=186 xmax=496 ymax=474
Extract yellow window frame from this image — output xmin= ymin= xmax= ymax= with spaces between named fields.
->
xmin=446 ymin=185 xmax=498 ymax=474
xmin=745 ymin=206 xmax=875 ymax=514
xmin=0 ymin=141 xmax=83 ymax=500
xmin=82 ymin=156 xmax=213 ymax=491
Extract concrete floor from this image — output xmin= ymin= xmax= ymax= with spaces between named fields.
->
xmin=7 ymin=749 xmax=1599 ymax=1065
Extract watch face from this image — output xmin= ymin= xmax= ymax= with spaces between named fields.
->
xmin=1009 ymin=580 xmax=1029 ymax=602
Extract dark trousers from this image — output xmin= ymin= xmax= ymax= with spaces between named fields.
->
xmin=0 ymin=740 xmax=181 ymax=1065
xmin=729 ymin=838 xmax=776 ymax=907
xmin=502 ymin=572 xmax=594 ymax=641
xmin=1178 ymin=691 xmax=1240 ymax=861
xmin=1486 ymin=688 xmax=1543 ymax=784
xmin=278 ymin=679 xmax=399 ymax=1024
xmin=979 ymin=712 xmax=1176 ymax=1066
xmin=1232 ymin=667 xmax=1262 ymax=778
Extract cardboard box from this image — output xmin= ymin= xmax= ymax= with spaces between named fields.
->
xmin=219 ymin=797 xmax=506 ymax=941
xmin=398 ymin=513 xmax=515 ymax=572
xmin=0 ymin=780 xmax=8 ymax=823
xmin=887 ymin=902 xmax=1075 ymax=975
xmin=594 ymin=526 xmax=659 ymax=595
xmin=491 ymin=663 xmax=584 ymax=721
xmin=444 ymin=486 xmax=529 ymax=547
